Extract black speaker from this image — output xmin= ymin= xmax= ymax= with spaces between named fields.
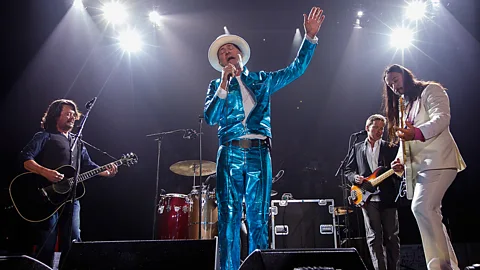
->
xmin=0 ymin=255 xmax=52 ymax=270
xmin=239 ymin=248 xmax=367 ymax=270
xmin=61 ymin=239 xmax=217 ymax=270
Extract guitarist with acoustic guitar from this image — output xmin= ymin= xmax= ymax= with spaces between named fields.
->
xmin=16 ymin=99 xmax=118 ymax=267
xmin=344 ymin=114 xmax=401 ymax=270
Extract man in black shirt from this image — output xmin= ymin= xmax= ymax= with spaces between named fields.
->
xmin=20 ymin=99 xmax=117 ymax=267
xmin=344 ymin=114 xmax=400 ymax=270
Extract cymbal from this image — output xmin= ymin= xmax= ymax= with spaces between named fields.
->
xmin=169 ymin=160 xmax=216 ymax=177
xmin=334 ymin=206 xmax=353 ymax=216
xmin=271 ymin=190 xmax=278 ymax=196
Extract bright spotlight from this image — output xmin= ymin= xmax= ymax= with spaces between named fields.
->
xmin=357 ymin=11 xmax=364 ymax=17
xmin=73 ymin=0 xmax=84 ymax=9
xmin=102 ymin=2 xmax=128 ymax=25
xmin=390 ymin=28 xmax=414 ymax=49
xmin=405 ymin=1 xmax=427 ymax=21
xmin=118 ymin=29 xmax=142 ymax=53
xmin=149 ymin=11 xmax=161 ymax=26
xmin=431 ymin=0 xmax=441 ymax=7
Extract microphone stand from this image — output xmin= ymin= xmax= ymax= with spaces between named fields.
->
xmin=61 ymin=97 xmax=97 ymax=268
xmin=198 ymin=115 xmax=204 ymax=240
xmin=146 ymin=128 xmax=191 ymax=240
xmin=334 ymin=132 xmax=362 ymax=248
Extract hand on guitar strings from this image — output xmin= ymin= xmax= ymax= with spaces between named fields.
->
xmin=395 ymin=121 xmax=416 ymax=141
xmin=100 ymin=163 xmax=118 ymax=178
xmin=354 ymin=175 xmax=366 ymax=184
xmin=43 ymin=169 xmax=64 ymax=183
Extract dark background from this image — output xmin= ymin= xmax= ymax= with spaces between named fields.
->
xmin=1 ymin=0 xmax=479 ymax=255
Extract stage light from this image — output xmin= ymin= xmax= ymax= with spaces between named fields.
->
xmin=357 ymin=11 xmax=364 ymax=17
xmin=102 ymin=2 xmax=128 ymax=25
xmin=118 ymin=29 xmax=142 ymax=53
xmin=390 ymin=28 xmax=414 ymax=49
xmin=149 ymin=11 xmax=161 ymax=26
xmin=405 ymin=1 xmax=427 ymax=21
xmin=73 ymin=0 xmax=84 ymax=9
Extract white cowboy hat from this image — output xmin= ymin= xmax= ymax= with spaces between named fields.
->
xmin=208 ymin=34 xmax=250 ymax=72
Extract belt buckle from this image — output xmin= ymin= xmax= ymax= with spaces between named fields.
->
xmin=239 ymin=139 xmax=251 ymax=148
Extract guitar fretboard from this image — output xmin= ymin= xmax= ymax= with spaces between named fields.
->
xmin=370 ymin=169 xmax=395 ymax=187
xmin=67 ymin=159 xmax=124 ymax=186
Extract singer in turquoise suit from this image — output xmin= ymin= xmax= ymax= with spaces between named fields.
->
xmin=204 ymin=7 xmax=325 ymax=270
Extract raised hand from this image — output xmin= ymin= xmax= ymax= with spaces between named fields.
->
xmin=303 ymin=7 xmax=325 ymax=39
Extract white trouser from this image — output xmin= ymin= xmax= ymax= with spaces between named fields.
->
xmin=411 ymin=169 xmax=458 ymax=270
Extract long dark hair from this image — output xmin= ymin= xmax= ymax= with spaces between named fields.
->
xmin=41 ymin=99 xmax=81 ymax=132
xmin=381 ymin=64 xmax=442 ymax=144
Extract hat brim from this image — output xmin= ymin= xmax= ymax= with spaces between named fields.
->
xmin=208 ymin=34 xmax=250 ymax=72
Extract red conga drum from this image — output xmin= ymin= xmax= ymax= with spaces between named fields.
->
xmin=157 ymin=193 xmax=189 ymax=239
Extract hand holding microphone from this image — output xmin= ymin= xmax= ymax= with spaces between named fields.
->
xmin=221 ymin=64 xmax=237 ymax=90
xmin=220 ymin=53 xmax=242 ymax=91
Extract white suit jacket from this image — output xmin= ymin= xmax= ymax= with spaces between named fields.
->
xmin=398 ymin=84 xmax=466 ymax=199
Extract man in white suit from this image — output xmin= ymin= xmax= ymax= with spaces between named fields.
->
xmin=383 ymin=64 xmax=466 ymax=270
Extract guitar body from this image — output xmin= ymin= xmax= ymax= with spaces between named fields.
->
xmin=350 ymin=167 xmax=386 ymax=207
xmin=9 ymin=165 xmax=85 ymax=223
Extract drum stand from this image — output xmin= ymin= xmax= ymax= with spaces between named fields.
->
xmin=197 ymin=115 xmax=204 ymax=239
xmin=191 ymin=164 xmax=203 ymax=240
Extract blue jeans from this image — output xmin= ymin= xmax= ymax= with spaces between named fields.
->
xmin=34 ymin=200 xmax=81 ymax=267
xmin=216 ymin=143 xmax=272 ymax=270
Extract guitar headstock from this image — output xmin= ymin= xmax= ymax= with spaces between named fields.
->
xmin=120 ymin=153 xmax=138 ymax=167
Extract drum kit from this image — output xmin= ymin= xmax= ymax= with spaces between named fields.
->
xmin=156 ymin=160 xmax=283 ymax=240
xmin=156 ymin=160 xmax=218 ymax=240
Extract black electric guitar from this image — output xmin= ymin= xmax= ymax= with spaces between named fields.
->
xmin=349 ymin=166 xmax=397 ymax=207
xmin=9 ymin=153 xmax=138 ymax=222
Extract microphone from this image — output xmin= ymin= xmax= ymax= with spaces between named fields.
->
xmin=352 ymin=130 xmax=367 ymax=136
xmin=85 ymin=97 xmax=97 ymax=109
xmin=183 ymin=129 xmax=198 ymax=140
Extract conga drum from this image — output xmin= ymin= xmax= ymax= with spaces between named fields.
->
xmin=188 ymin=187 xmax=218 ymax=239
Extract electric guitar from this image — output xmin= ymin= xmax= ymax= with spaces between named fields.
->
xmin=9 ymin=153 xmax=138 ymax=222
xmin=349 ymin=166 xmax=395 ymax=207
xmin=399 ymin=96 xmax=414 ymax=200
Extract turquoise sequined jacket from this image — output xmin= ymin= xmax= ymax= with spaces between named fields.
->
xmin=204 ymin=37 xmax=317 ymax=145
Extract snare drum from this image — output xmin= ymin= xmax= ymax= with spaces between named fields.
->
xmin=188 ymin=187 xmax=218 ymax=239
xmin=157 ymin=193 xmax=189 ymax=239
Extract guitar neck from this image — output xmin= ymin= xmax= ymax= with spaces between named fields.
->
xmin=370 ymin=169 xmax=395 ymax=187
xmin=69 ymin=159 xmax=123 ymax=184
xmin=399 ymin=96 xmax=408 ymax=163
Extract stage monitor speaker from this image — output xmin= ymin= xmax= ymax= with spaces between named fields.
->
xmin=61 ymin=239 xmax=217 ymax=270
xmin=0 ymin=255 xmax=53 ymax=270
xmin=239 ymin=248 xmax=367 ymax=270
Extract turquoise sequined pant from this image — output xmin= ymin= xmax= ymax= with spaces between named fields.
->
xmin=216 ymin=142 xmax=272 ymax=270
